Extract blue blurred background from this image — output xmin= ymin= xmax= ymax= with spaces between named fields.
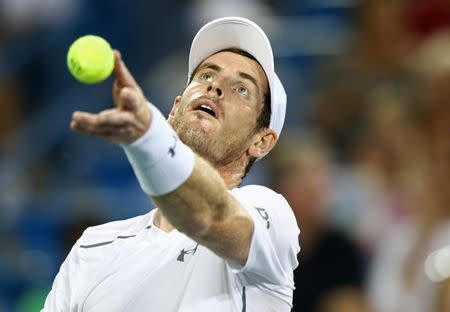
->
xmin=1 ymin=0 xmax=449 ymax=311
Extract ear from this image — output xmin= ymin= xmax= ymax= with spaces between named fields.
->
xmin=248 ymin=129 xmax=277 ymax=158
xmin=168 ymin=96 xmax=182 ymax=122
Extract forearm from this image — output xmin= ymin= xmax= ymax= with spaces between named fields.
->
xmin=152 ymin=155 xmax=253 ymax=265
xmin=152 ymin=155 xmax=230 ymax=237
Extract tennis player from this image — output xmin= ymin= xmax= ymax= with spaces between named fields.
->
xmin=43 ymin=17 xmax=300 ymax=311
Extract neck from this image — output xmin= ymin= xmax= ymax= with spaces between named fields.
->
xmin=210 ymin=151 xmax=250 ymax=189
xmin=154 ymin=209 xmax=175 ymax=232
xmin=216 ymin=161 xmax=246 ymax=189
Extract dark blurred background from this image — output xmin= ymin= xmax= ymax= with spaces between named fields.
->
xmin=0 ymin=0 xmax=449 ymax=311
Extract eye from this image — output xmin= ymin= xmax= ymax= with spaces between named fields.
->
xmin=237 ymin=86 xmax=248 ymax=96
xmin=200 ymin=72 xmax=213 ymax=82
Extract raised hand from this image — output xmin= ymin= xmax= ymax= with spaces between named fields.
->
xmin=70 ymin=50 xmax=152 ymax=144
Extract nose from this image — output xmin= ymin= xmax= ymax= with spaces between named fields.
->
xmin=207 ymin=84 xmax=223 ymax=98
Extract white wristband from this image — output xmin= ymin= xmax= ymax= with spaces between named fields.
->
xmin=122 ymin=103 xmax=196 ymax=196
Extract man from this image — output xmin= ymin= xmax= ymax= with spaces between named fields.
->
xmin=43 ymin=17 xmax=300 ymax=311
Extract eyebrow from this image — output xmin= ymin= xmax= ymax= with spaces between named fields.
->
xmin=238 ymin=71 xmax=260 ymax=93
xmin=194 ymin=62 xmax=261 ymax=93
xmin=194 ymin=62 xmax=222 ymax=74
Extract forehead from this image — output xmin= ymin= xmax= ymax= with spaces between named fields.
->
xmin=199 ymin=51 xmax=269 ymax=94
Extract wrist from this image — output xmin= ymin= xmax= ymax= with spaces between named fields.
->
xmin=122 ymin=104 xmax=196 ymax=196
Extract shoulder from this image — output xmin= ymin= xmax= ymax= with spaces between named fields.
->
xmin=78 ymin=211 xmax=153 ymax=246
xmin=232 ymin=184 xmax=300 ymax=252
xmin=231 ymin=184 xmax=290 ymax=211
xmin=231 ymin=185 xmax=296 ymax=226
xmin=231 ymin=185 xmax=300 ymax=290
xmin=231 ymin=184 xmax=278 ymax=197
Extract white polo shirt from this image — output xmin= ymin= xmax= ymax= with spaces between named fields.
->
xmin=42 ymin=185 xmax=300 ymax=312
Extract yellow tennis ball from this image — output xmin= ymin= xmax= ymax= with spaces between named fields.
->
xmin=67 ymin=35 xmax=114 ymax=84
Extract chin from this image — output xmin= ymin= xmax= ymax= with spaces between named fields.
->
xmin=175 ymin=114 xmax=216 ymax=137
xmin=174 ymin=120 xmax=210 ymax=150
xmin=187 ymin=113 xmax=218 ymax=132
xmin=187 ymin=129 xmax=223 ymax=161
xmin=172 ymin=114 xmax=228 ymax=164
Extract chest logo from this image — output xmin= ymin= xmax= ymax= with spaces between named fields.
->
xmin=177 ymin=243 xmax=199 ymax=262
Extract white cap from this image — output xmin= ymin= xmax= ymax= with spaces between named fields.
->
xmin=188 ymin=17 xmax=287 ymax=138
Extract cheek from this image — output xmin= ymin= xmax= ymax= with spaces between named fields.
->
xmin=180 ymin=89 xmax=219 ymax=116
xmin=183 ymin=81 xmax=205 ymax=98
xmin=226 ymin=105 xmax=257 ymax=128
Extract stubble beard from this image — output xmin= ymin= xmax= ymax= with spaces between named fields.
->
xmin=171 ymin=115 xmax=249 ymax=167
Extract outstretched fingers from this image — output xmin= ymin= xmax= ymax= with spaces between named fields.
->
xmin=71 ymin=109 xmax=134 ymax=138
xmin=113 ymin=50 xmax=139 ymax=88
xmin=112 ymin=50 xmax=145 ymax=112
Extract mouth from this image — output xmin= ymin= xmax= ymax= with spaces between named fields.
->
xmin=198 ymin=104 xmax=216 ymax=118
xmin=192 ymin=98 xmax=219 ymax=119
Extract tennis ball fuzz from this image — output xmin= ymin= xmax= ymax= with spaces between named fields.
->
xmin=67 ymin=35 xmax=114 ymax=84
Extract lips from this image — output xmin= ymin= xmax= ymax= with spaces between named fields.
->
xmin=191 ymin=97 xmax=220 ymax=119
xmin=198 ymin=104 xmax=216 ymax=117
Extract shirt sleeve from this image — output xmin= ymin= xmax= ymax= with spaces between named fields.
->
xmin=228 ymin=185 xmax=300 ymax=288
xmin=41 ymin=241 xmax=80 ymax=312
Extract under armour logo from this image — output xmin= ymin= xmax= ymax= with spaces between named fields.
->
xmin=168 ymin=135 xmax=177 ymax=157
xmin=177 ymin=244 xmax=199 ymax=262
xmin=255 ymin=207 xmax=270 ymax=229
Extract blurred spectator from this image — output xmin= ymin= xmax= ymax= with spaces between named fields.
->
xmin=269 ymin=130 xmax=371 ymax=312
xmin=368 ymin=159 xmax=450 ymax=312
xmin=313 ymin=0 xmax=418 ymax=162
xmin=411 ymin=30 xmax=450 ymax=163
xmin=310 ymin=0 xmax=428 ymax=253
xmin=409 ymin=0 xmax=450 ymax=40
xmin=352 ymin=0 xmax=416 ymax=71
xmin=367 ymin=30 xmax=450 ymax=312
xmin=335 ymin=88 xmax=424 ymax=252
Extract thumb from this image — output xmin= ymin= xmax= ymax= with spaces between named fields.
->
xmin=119 ymin=87 xmax=142 ymax=112
xmin=113 ymin=50 xmax=139 ymax=88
